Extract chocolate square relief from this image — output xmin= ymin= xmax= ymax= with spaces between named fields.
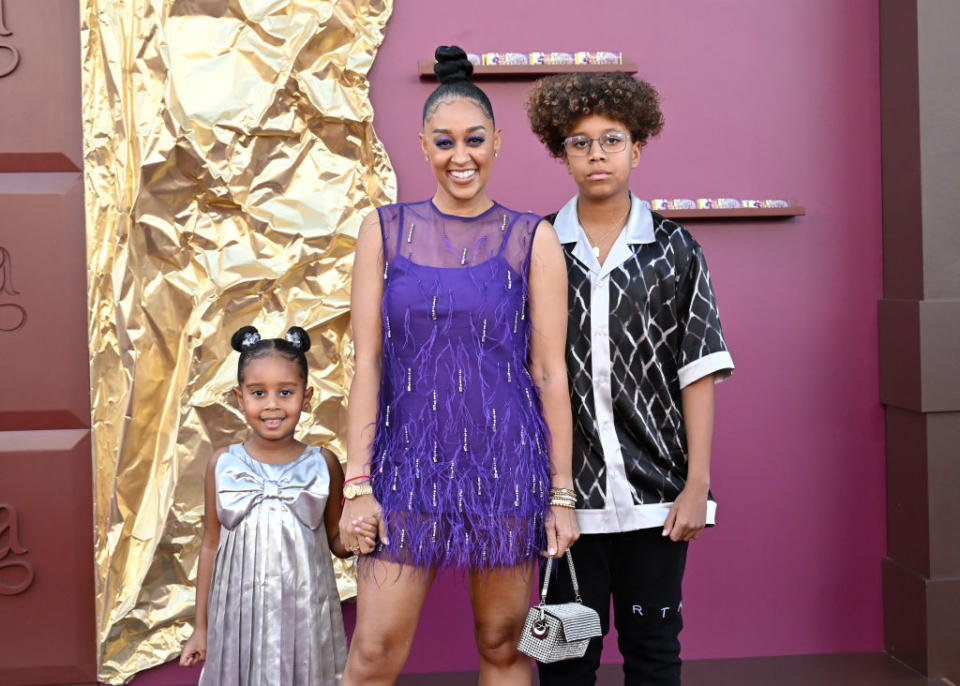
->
xmin=0 ymin=430 xmax=96 ymax=684
xmin=0 ymin=173 xmax=89 ymax=430
xmin=0 ymin=0 xmax=82 ymax=172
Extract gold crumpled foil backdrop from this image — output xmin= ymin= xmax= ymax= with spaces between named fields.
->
xmin=80 ymin=1 xmax=395 ymax=682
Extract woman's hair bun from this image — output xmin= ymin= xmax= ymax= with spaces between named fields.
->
xmin=284 ymin=326 xmax=311 ymax=353
xmin=231 ymin=325 xmax=261 ymax=352
xmin=434 ymin=45 xmax=473 ymax=84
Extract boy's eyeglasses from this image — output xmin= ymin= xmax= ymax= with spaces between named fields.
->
xmin=563 ymin=132 xmax=629 ymax=156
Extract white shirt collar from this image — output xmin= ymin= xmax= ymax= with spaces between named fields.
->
xmin=553 ymin=192 xmax=655 ymax=246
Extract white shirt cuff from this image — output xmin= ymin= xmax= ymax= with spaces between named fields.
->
xmin=678 ymin=350 xmax=735 ymax=389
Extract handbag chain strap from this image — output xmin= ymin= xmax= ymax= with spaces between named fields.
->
xmin=539 ymin=550 xmax=583 ymax=618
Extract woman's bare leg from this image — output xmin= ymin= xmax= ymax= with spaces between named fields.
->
xmin=341 ymin=560 xmax=436 ymax=686
xmin=469 ymin=562 xmax=537 ymax=686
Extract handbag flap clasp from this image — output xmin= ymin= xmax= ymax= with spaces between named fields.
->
xmin=543 ymin=602 xmax=602 ymax=642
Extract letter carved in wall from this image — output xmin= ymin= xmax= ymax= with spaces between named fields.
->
xmin=0 ymin=504 xmax=35 ymax=595
xmin=0 ymin=247 xmax=26 ymax=332
xmin=0 ymin=0 xmax=20 ymax=79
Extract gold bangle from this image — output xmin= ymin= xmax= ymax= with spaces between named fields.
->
xmin=550 ymin=493 xmax=577 ymax=502
xmin=549 ymin=487 xmax=575 ymax=498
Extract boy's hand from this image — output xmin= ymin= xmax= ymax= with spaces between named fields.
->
xmin=180 ymin=630 xmax=206 ymax=667
xmin=662 ymin=486 xmax=707 ymax=542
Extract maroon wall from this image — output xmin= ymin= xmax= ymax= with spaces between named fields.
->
xmin=365 ymin=0 xmax=884 ymax=672
xmin=0 ymin=0 xmax=95 ymax=683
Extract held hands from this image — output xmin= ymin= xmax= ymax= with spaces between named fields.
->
xmin=662 ymin=484 xmax=708 ymax=542
xmin=339 ymin=494 xmax=387 ymax=554
xmin=350 ymin=514 xmax=379 ymax=554
xmin=180 ymin=630 xmax=206 ymax=667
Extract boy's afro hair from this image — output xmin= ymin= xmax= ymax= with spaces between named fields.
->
xmin=525 ymin=71 xmax=664 ymax=158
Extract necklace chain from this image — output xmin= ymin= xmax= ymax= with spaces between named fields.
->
xmin=578 ymin=200 xmax=631 ymax=258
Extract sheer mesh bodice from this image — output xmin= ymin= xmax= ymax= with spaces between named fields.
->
xmin=369 ymin=199 xmax=550 ymax=569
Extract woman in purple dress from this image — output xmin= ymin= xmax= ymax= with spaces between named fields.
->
xmin=338 ymin=46 xmax=577 ymax=684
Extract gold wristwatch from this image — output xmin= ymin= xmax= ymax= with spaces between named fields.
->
xmin=343 ymin=483 xmax=374 ymax=500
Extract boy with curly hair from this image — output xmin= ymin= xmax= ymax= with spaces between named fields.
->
xmin=525 ymin=72 xmax=735 ymax=685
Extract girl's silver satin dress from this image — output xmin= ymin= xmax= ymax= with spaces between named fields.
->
xmin=199 ymin=444 xmax=347 ymax=685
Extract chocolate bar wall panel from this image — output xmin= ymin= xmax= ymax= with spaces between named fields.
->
xmin=927 ymin=577 xmax=960 ymax=679
xmin=0 ymin=0 xmax=82 ymax=172
xmin=881 ymin=300 xmax=960 ymax=413
xmin=0 ymin=1 xmax=93 ymax=682
xmin=0 ymin=431 xmax=96 ymax=685
xmin=883 ymin=558 xmax=960 ymax=680
xmin=918 ymin=301 xmax=960 ymax=412
xmin=880 ymin=1 xmax=960 ymax=681
xmin=878 ymin=0 xmax=922 ymax=301
xmin=0 ymin=173 xmax=89 ymax=431
xmin=883 ymin=407 xmax=928 ymax=577
xmin=882 ymin=557 xmax=927 ymax=677
xmin=877 ymin=300 xmax=920 ymax=411
xmin=926 ymin=412 xmax=960 ymax=577
xmin=918 ymin=0 xmax=960 ymax=300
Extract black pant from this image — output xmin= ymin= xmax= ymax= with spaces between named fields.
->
xmin=537 ymin=528 xmax=688 ymax=686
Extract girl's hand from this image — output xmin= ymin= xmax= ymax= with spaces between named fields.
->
xmin=351 ymin=515 xmax=379 ymax=554
xmin=180 ymin=630 xmax=206 ymax=667
xmin=542 ymin=506 xmax=579 ymax=558
xmin=662 ymin=486 xmax=708 ymax=541
xmin=339 ymin=494 xmax=387 ymax=552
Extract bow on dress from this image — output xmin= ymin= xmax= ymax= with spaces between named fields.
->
xmin=215 ymin=458 xmax=328 ymax=531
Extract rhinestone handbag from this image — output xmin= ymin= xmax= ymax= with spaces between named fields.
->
xmin=517 ymin=550 xmax=602 ymax=663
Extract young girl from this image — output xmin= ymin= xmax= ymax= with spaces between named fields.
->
xmin=180 ymin=325 xmax=377 ymax=685
xmin=526 ymin=73 xmax=735 ymax=685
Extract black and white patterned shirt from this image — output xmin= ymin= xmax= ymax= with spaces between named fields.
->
xmin=549 ymin=193 xmax=734 ymax=534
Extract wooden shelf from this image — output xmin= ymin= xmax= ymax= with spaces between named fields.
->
xmin=658 ymin=206 xmax=805 ymax=220
xmin=418 ymin=59 xmax=638 ymax=79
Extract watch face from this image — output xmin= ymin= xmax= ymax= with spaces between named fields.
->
xmin=344 ymin=484 xmax=356 ymax=499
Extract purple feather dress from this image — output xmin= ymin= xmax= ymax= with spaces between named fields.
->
xmin=369 ymin=199 xmax=551 ymax=570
